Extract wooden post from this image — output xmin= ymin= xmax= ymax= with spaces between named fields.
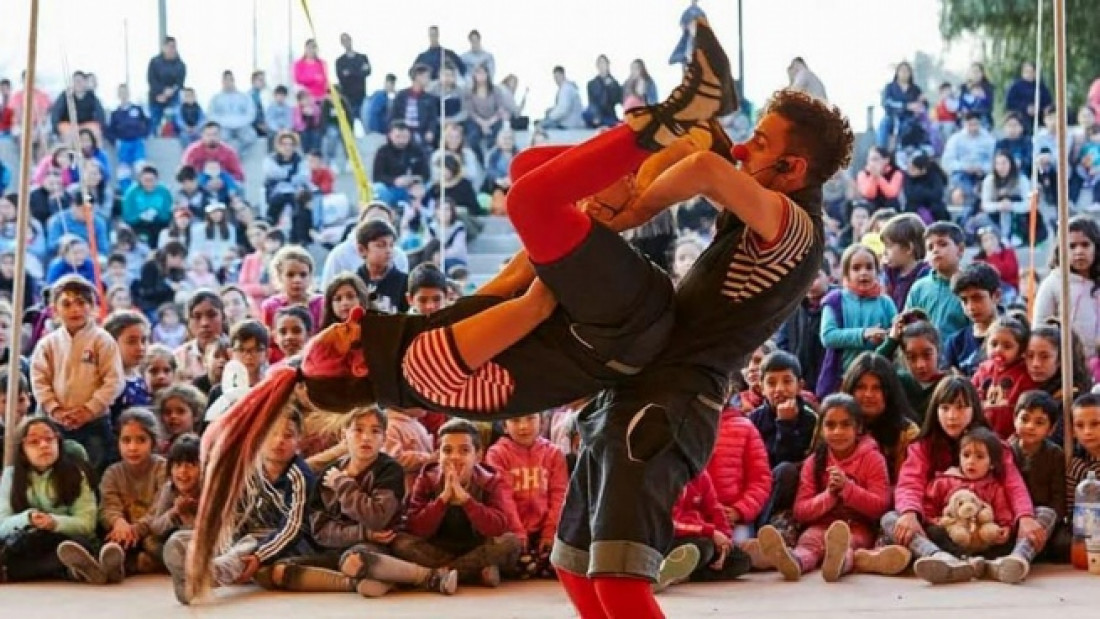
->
xmin=4 ymin=0 xmax=40 ymax=467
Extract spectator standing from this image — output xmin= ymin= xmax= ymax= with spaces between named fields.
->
xmin=542 ymin=66 xmax=584 ymax=130
xmin=1005 ymin=61 xmax=1052 ymax=133
xmin=147 ymin=36 xmax=187 ymax=135
xmin=207 ymin=71 xmax=257 ymax=153
xmin=335 ymin=33 xmax=372 ymax=122
xmin=293 ymin=39 xmax=329 ymax=101
xmin=412 ymin=25 xmax=467 ymax=82
xmin=460 ymin=30 xmax=496 ymax=82
xmin=9 ymin=71 xmax=52 ymax=160
xmin=668 ymin=0 xmax=707 ymax=65
xmin=391 ymin=65 xmax=441 ymax=146
xmin=50 ymin=71 xmax=106 ymax=142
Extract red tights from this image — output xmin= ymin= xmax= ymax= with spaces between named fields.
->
xmin=557 ymin=567 xmax=665 ymax=619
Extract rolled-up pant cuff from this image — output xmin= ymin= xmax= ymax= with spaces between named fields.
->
xmin=551 ymin=538 xmax=665 ymax=581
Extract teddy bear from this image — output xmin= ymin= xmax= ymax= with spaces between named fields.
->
xmin=936 ymin=488 xmax=1004 ymax=553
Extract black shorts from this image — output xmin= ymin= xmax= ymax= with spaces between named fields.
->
xmin=550 ymin=374 xmax=723 ymax=580
xmin=535 ymin=221 xmax=675 ymax=373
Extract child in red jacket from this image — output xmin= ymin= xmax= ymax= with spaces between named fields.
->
xmin=755 ymin=394 xmax=907 ymax=582
xmin=390 ymin=420 xmax=522 ymax=586
xmin=655 ymin=470 xmax=753 ymax=590
xmin=705 ymin=406 xmax=772 ymax=542
xmin=485 ymin=413 xmax=568 ymax=579
xmin=971 ymin=316 xmax=1036 ymax=439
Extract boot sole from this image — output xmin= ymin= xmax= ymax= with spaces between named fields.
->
xmin=855 ymin=546 xmax=912 ymax=576
xmin=989 ymin=558 xmax=1029 ymax=584
xmin=913 ymin=556 xmax=973 ymax=584
xmin=163 ymin=536 xmax=192 ymax=605
xmin=821 ymin=522 xmax=850 ymax=583
xmin=99 ymin=543 xmax=126 ymax=584
xmin=692 ymin=20 xmax=738 ymax=115
xmin=759 ymin=526 xmax=800 ymax=581
xmin=655 ymin=544 xmax=701 ymax=591
xmin=57 ymin=541 xmax=107 ymax=585
xmin=439 ymin=569 xmax=459 ymax=595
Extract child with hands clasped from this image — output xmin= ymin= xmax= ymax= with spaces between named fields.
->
xmin=755 ymin=394 xmax=903 ymax=582
xmin=99 ymin=408 xmax=168 ymax=576
xmin=30 ymin=275 xmax=124 ymax=474
xmin=144 ymin=434 xmax=201 ymax=562
xmin=883 ymin=376 xmax=1057 ymax=585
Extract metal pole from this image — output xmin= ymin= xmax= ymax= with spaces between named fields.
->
xmin=124 ymin=18 xmax=132 ymax=88
xmin=1053 ymin=0 xmax=1073 ymax=468
xmin=1026 ymin=0 xmax=1043 ymax=316
xmin=736 ymin=0 xmax=745 ymax=92
xmin=252 ymin=0 xmax=259 ymax=70
xmin=5 ymin=0 xmax=39 ymax=467
xmin=439 ymin=43 xmax=447 ymax=271
xmin=157 ymin=0 xmax=168 ymax=47
xmin=287 ymin=0 xmax=294 ymax=75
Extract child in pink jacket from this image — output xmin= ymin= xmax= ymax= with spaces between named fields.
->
xmin=705 ymin=406 xmax=773 ymax=542
xmin=484 ymin=413 xmax=567 ymax=579
xmin=756 ymin=394 xmax=903 ymax=582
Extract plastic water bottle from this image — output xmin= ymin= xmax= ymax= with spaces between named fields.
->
xmin=1072 ymin=471 xmax=1100 ymax=570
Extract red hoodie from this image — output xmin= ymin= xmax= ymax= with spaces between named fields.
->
xmin=793 ymin=435 xmax=890 ymax=533
xmin=894 ymin=437 xmax=1035 ymax=522
xmin=923 ymin=468 xmax=1014 ymax=528
xmin=403 ymin=462 xmax=518 ymax=541
xmin=705 ymin=409 xmax=772 ymax=522
xmin=672 ymin=471 xmax=732 ymax=539
xmin=976 ymin=247 xmax=1020 ymax=290
xmin=971 ymin=359 xmax=1037 ymax=440
xmin=484 ymin=436 xmax=568 ymax=542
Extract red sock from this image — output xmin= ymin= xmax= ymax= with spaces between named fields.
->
xmin=592 ymin=576 xmax=665 ymax=619
xmin=507 ymin=124 xmax=650 ymax=264
xmin=509 ymin=145 xmax=571 ymax=182
xmin=557 ymin=568 xmax=608 ymax=619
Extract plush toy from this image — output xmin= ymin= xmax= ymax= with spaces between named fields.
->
xmin=937 ymin=488 xmax=1003 ymax=552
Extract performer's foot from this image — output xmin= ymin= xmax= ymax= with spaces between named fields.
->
xmin=704 ymin=118 xmax=737 ymax=162
xmin=626 ymin=19 xmax=736 ymax=150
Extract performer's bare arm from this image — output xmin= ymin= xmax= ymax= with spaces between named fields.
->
xmin=631 ymin=150 xmax=788 ymax=242
xmin=451 ymin=278 xmax=557 ymax=370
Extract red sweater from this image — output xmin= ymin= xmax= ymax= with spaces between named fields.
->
xmin=484 ymin=436 xmax=568 ymax=542
xmin=705 ymin=409 xmax=772 ymax=522
xmin=182 ymin=141 xmax=245 ymax=182
xmin=312 ymin=167 xmax=335 ymax=194
xmin=672 ymin=471 xmax=732 ymax=539
xmin=923 ymin=468 xmax=1014 ymax=528
xmin=971 ymin=359 xmax=1037 ymax=440
xmin=895 ymin=437 xmax=1035 ymax=523
xmin=976 ymin=248 xmax=1020 ymax=290
xmin=403 ymin=462 xmax=518 ymax=540
xmin=793 ymin=435 xmax=890 ymax=532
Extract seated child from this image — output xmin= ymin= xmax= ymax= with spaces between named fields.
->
xmin=971 ymin=316 xmax=1037 ymax=439
xmin=945 ymin=262 xmax=1002 ymax=376
xmin=922 ymin=428 xmax=1014 ymax=556
xmin=99 ymin=408 xmax=168 ymax=576
xmin=165 ymin=408 xmax=315 ymax=604
xmin=1008 ymin=392 xmax=1068 ymax=560
xmin=705 ymin=401 xmax=772 ymax=543
xmin=104 ymin=310 xmax=154 ymax=431
xmin=485 ymin=412 xmax=569 ymax=579
xmin=1067 ymin=394 xmax=1100 ymax=518
xmin=734 ymin=342 xmax=775 ymax=413
xmin=390 ymin=419 xmax=521 ymax=587
xmin=156 ymin=384 xmax=205 ymax=453
xmin=754 ymin=394 xmax=905 ymax=582
xmin=144 ymin=434 xmax=201 ymax=564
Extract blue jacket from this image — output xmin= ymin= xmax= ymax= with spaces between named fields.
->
xmin=45 ymin=210 xmax=110 ymax=257
xmin=107 ymin=104 xmax=149 ymax=142
xmin=46 ymin=257 xmax=97 ymax=286
xmin=748 ymin=398 xmax=818 ymax=468
xmin=1005 ymin=78 xmax=1052 ymax=124
xmin=366 ymin=90 xmax=391 ymax=134
xmin=882 ymin=81 xmax=923 ymax=119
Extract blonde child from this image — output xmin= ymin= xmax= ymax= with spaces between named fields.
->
xmin=99 ymin=408 xmax=168 ymax=575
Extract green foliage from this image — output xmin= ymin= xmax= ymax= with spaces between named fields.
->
xmin=939 ymin=0 xmax=1098 ymax=110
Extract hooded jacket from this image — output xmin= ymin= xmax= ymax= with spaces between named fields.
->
xmin=404 ymin=462 xmax=517 ymax=542
xmin=484 ymin=436 xmax=568 ymax=541
xmin=704 ymin=410 xmax=772 ymax=523
xmin=923 ymin=467 xmax=1014 ymax=528
xmin=671 ymin=471 xmax=732 ymax=539
xmin=793 ymin=435 xmax=890 ymax=532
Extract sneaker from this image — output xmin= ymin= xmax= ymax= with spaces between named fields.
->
xmin=741 ymin=538 xmax=773 ymax=570
xmin=480 ymin=565 xmax=501 ymax=588
xmin=720 ymin=546 xmax=754 ymax=579
xmin=163 ymin=535 xmax=193 ymax=605
xmin=99 ymin=542 xmax=126 ymax=584
xmin=853 ymin=546 xmax=912 ymax=575
xmin=625 ymin=19 xmax=735 ymax=150
xmin=913 ymin=552 xmax=975 ymax=584
xmin=821 ymin=521 xmax=851 ymax=583
xmin=425 ymin=568 xmax=459 ymax=595
xmin=759 ymin=525 xmax=801 ymax=582
xmin=57 ymin=541 xmax=106 ymax=585
xmin=654 ymin=544 xmax=701 ymax=592
xmin=985 ymin=555 xmax=1030 ymax=584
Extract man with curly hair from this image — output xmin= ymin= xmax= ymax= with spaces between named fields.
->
xmin=553 ymin=89 xmax=855 ymax=618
